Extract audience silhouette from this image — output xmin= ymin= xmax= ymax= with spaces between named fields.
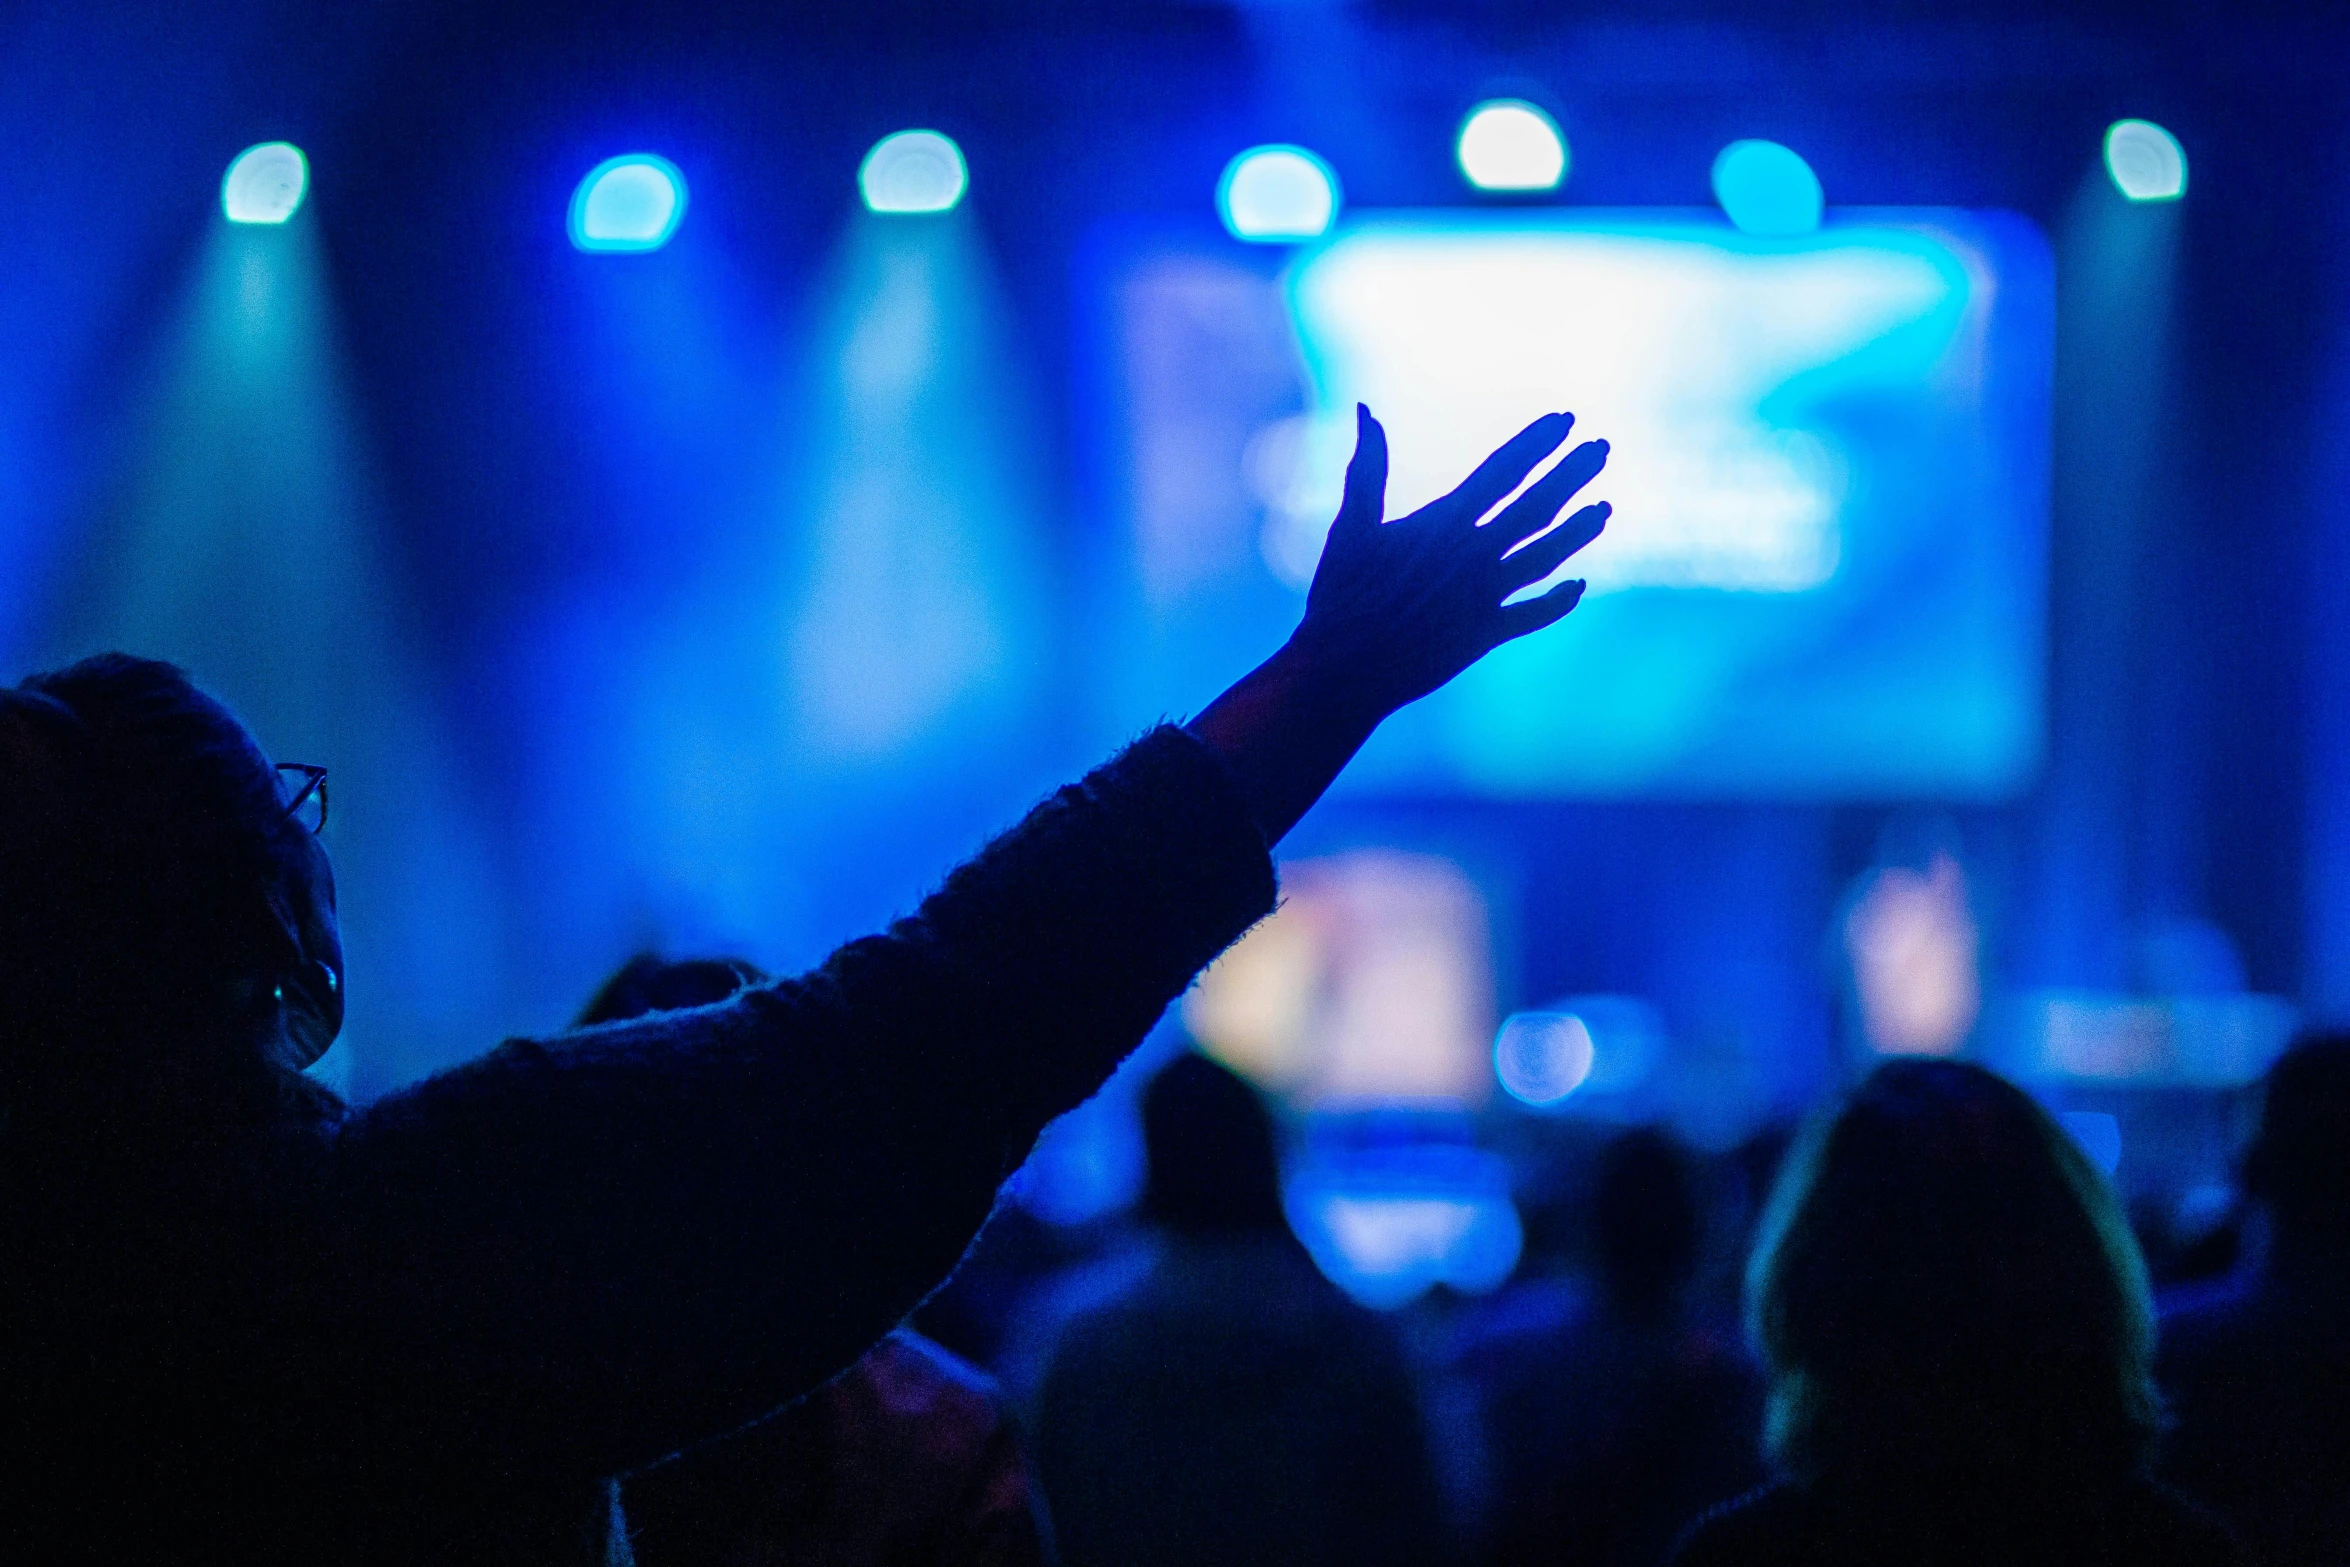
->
xmin=2160 ymin=1033 xmax=2350 ymax=1566
xmin=1030 ymin=1052 xmax=1447 ymax=1567
xmin=576 ymin=954 xmax=1049 ymax=1567
xmin=1670 ymin=1059 xmax=2238 ymax=1567
xmin=1460 ymin=1127 xmax=1763 ymax=1567
xmin=0 ymin=404 xmax=1608 ymax=1564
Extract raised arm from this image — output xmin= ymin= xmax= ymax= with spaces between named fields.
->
xmin=1190 ymin=404 xmax=1608 ymax=841
xmin=310 ymin=404 xmax=1610 ymax=1486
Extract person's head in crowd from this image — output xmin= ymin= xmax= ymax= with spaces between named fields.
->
xmin=2243 ymin=1030 xmax=2350 ymax=1259
xmin=576 ymin=954 xmax=766 ymax=1028
xmin=1139 ymin=1050 xmax=1286 ymax=1236
xmin=1593 ymin=1126 xmax=1701 ymax=1319
xmin=1747 ymin=1058 xmax=2157 ymax=1489
xmin=0 ymin=655 xmax=343 ymax=1112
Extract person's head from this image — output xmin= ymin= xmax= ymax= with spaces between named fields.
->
xmin=1592 ymin=1126 xmax=1701 ymax=1317
xmin=1139 ymin=1051 xmax=1286 ymax=1236
xmin=1748 ymin=1059 xmax=2157 ymax=1487
xmin=0 ymin=655 xmax=342 ymax=1105
xmin=575 ymin=954 xmax=766 ymax=1028
xmin=2245 ymin=1031 xmax=2350 ymax=1253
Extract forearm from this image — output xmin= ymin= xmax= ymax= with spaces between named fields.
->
xmin=324 ymin=726 xmax=1278 ymax=1477
xmin=1185 ymin=639 xmax=1384 ymax=846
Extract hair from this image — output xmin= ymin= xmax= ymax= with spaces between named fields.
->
xmin=1747 ymin=1059 xmax=2159 ymax=1488
xmin=0 ymin=655 xmax=313 ymax=1109
xmin=1139 ymin=1051 xmax=1287 ymax=1235
xmin=1592 ymin=1126 xmax=1701 ymax=1315
xmin=2245 ymin=1031 xmax=2350 ymax=1245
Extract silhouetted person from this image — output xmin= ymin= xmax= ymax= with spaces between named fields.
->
xmin=0 ymin=405 xmax=1609 ymax=1564
xmin=1671 ymin=1059 xmax=2238 ymax=1567
xmin=1030 ymin=1053 xmax=1447 ymax=1567
xmin=2160 ymin=1033 xmax=2350 ymax=1565
xmin=580 ymin=954 xmax=1047 ymax=1567
xmin=1460 ymin=1128 xmax=1762 ymax=1567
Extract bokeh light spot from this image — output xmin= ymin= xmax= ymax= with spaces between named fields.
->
xmin=1457 ymin=101 xmax=1568 ymax=192
xmin=2105 ymin=120 xmax=2187 ymax=202
xmin=860 ymin=130 xmax=969 ymax=215
xmin=221 ymin=142 xmax=308 ymax=225
xmin=570 ymin=155 xmax=688 ymax=252
xmin=1218 ymin=146 xmax=1341 ymax=242
xmin=1711 ymin=140 xmax=1824 ymax=236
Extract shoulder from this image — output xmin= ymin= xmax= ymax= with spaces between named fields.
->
xmin=1667 ymin=1483 xmax=1813 ymax=1567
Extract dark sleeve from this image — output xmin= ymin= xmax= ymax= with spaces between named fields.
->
xmin=319 ymin=726 xmax=1276 ymax=1481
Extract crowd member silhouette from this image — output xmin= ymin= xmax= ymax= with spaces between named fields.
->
xmin=1029 ymin=1052 xmax=1446 ymax=1567
xmin=1671 ymin=1059 xmax=2238 ymax=1567
xmin=571 ymin=954 xmax=1048 ymax=1567
xmin=2160 ymin=1033 xmax=2350 ymax=1566
xmin=1459 ymin=1127 xmax=1762 ymax=1567
xmin=0 ymin=404 xmax=1609 ymax=1565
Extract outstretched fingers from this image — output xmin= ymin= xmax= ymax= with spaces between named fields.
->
xmin=1487 ymin=439 xmax=1609 ymax=551
xmin=1496 ymin=577 xmax=1589 ymax=642
xmin=1499 ymin=501 xmax=1610 ymax=590
xmin=1423 ymin=412 xmax=1575 ymax=528
xmin=1333 ymin=403 xmax=1390 ymax=535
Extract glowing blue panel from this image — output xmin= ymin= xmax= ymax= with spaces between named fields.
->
xmin=1712 ymin=141 xmax=1823 ymax=236
xmin=1218 ymin=146 xmax=1340 ymax=243
xmin=1097 ymin=212 xmax=2054 ymax=798
xmin=1286 ymin=1145 xmax=1522 ymax=1309
xmin=222 ymin=142 xmax=308 ymax=225
xmin=1457 ymin=101 xmax=1567 ymax=193
xmin=860 ymin=130 xmax=968 ymax=214
xmin=570 ymin=155 xmax=688 ymax=252
xmin=2105 ymin=120 xmax=2186 ymax=202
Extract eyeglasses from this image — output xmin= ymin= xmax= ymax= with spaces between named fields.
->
xmin=276 ymin=763 xmax=329 ymax=835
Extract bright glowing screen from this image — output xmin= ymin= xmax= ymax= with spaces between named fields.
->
xmin=1099 ymin=211 xmax=2052 ymax=798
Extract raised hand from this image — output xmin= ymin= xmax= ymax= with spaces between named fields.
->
xmin=1295 ymin=404 xmax=1609 ymax=718
xmin=1189 ymin=404 xmax=1610 ymax=843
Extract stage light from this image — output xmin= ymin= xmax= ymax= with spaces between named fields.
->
xmin=1494 ymin=1011 xmax=1594 ymax=1105
xmin=1711 ymin=140 xmax=1823 ymax=236
xmin=859 ymin=130 xmax=968 ymax=214
xmin=2105 ymin=120 xmax=2186 ymax=202
xmin=1456 ymin=101 xmax=1567 ymax=193
xmin=221 ymin=142 xmax=308 ymax=225
xmin=1845 ymin=851 xmax=1980 ymax=1056
xmin=1218 ymin=146 xmax=1340 ymax=243
xmin=570 ymin=155 xmax=688 ymax=252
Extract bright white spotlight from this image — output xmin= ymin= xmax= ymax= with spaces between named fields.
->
xmin=221 ymin=142 xmax=308 ymax=225
xmin=1218 ymin=146 xmax=1340 ymax=243
xmin=570 ymin=155 xmax=688 ymax=253
xmin=1711 ymin=140 xmax=1824 ymax=236
xmin=2105 ymin=120 xmax=2186 ymax=202
xmin=1457 ymin=101 xmax=1567 ymax=193
xmin=860 ymin=130 xmax=968 ymax=215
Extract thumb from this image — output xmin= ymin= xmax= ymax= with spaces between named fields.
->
xmin=1334 ymin=404 xmax=1389 ymax=535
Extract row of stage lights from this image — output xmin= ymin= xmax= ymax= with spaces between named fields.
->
xmin=219 ymin=107 xmax=2190 ymax=244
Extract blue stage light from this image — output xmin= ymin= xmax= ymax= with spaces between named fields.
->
xmin=1218 ymin=146 xmax=1340 ymax=243
xmin=1711 ymin=140 xmax=1824 ymax=236
xmin=1457 ymin=101 xmax=1567 ymax=193
xmin=1494 ymin=1011 xmax=1594 ymax=1105
xmin=221 ymin=142 xmax=308 ymax=225
xmin=570 ymin=155 xmax=688 ymax=253
xmin=859 ymin=130 xmax=968 ymax=214
xmin=2105 ymin=120 xmax=2186 ymax=202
